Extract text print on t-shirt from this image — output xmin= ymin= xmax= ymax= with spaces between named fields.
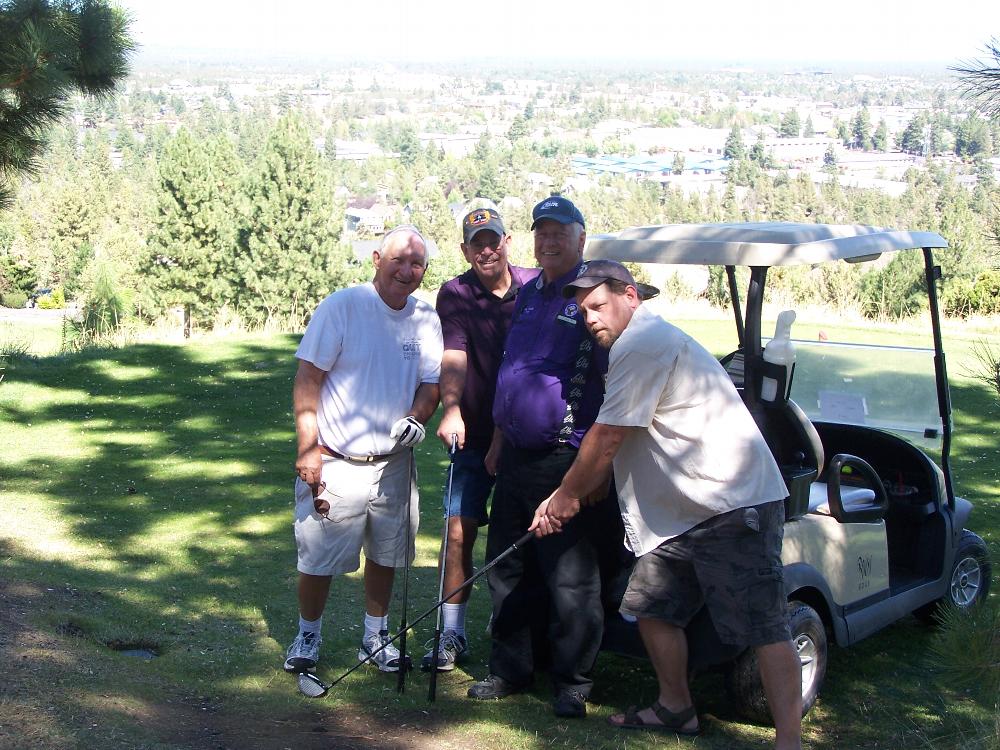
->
xmin=402 ymin=339 xmax=421 ymax=360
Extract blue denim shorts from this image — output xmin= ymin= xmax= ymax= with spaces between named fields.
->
xmin=442 ymin=447 xmax=494 ymax=525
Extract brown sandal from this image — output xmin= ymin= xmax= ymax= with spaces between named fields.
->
xmin=608 ymin=701 xmax=700 ymax=735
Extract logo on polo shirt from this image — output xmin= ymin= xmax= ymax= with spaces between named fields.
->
xmin=557 ymin=301 xmax=579 ymax=325
xmin=402 ymin=340 xmax=420 ymax=360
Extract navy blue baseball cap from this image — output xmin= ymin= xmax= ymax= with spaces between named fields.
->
xmin=530 ymin=195 xmax=585 ymax=230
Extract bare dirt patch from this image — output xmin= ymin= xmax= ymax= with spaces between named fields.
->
xmin=0 ymin=581 xmax=464 ymax=749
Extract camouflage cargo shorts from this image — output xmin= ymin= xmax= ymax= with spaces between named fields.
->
xmin=620 ymin=500 xmax=791 ymax=647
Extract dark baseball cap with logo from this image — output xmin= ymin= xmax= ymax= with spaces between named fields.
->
xmin=562 ymin=259 xmax=660 ymax=300
xmin=462 ymin=207 xmax=506 ymax=245
xmin=530 ymin=195 xmax=585 ymax=230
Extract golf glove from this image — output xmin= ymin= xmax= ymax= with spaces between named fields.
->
xmin=390 ymin=416 xmax=425 ymax=447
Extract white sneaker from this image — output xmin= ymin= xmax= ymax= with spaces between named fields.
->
xmin=358 ymin=629 xmax=410 ymax=673
xmin=421 ymin=630 xmax=468 ymax=672
xmin=283 ymin=631 xmax=321 ymax=673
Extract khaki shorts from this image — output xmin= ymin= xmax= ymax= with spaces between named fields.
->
xmin=294 ymin=452 xmax=418 ymax=576
xmin=620 ymin=500 xmax=790 ymax=647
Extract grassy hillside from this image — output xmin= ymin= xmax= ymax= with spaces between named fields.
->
xmin=0 ymin=321 xmax=996 ymax=749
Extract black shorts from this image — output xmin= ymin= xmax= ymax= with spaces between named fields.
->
xmin=620 ymin=500 xmax=790 ymax=647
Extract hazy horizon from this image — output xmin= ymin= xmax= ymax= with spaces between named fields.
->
xmin=119 ymin=0 xmax=999 ymax=69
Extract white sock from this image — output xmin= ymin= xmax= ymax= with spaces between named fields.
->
xmin=299 ymin=615 xmax=322 ymax=637
xmin=442 ymin=603 xmax=466 ymax=637
xmin=364 ymin=612 xmax=388 ymax=639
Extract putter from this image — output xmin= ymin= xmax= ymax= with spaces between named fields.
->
xmin=397 ymin=447 xmax=414 ymax=693
xmin=298 ymin=528 xmax=534 ymax=698
xmin=427 ymin=433 xmax=459 ymax=701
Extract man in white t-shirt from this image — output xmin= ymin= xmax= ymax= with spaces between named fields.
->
xmin=283 ymin=225 xmax=443 ymax=675
xmin=529 ymin=260 xmax=802 ymax=750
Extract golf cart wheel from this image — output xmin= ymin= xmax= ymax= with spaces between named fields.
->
xmin=725 ymin=601 xmax=827 ymax=724
xmin=914 ymin=530 xmax=992 ymax=622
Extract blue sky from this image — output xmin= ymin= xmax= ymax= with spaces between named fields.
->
xmin=120 ymin=0 xmax=1000 ymax=67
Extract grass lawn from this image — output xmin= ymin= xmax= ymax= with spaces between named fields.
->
xmin=0 ymin=317 xmax=997 ymax=750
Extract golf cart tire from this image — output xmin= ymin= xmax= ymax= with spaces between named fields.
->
xmin=725 ymin=601 xmax=827 ymax=724
xmin=914 ymin=530 xmax=992 ymax=622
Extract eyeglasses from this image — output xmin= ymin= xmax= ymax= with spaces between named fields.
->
xmin=312 ymin=482 xmax=341 ymax=521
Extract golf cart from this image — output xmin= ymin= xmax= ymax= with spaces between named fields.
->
xmin=588 ymin=222 xmax=992 ymax=722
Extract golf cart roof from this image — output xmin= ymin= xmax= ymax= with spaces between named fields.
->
xmin=585 ymin=222 xmax=948 ymax=267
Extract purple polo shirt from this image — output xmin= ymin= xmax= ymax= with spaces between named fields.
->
xmin=493 ymin=262 xmax=609 ymax=450
xmin=436 ymin=264 xmax=538 ymax=451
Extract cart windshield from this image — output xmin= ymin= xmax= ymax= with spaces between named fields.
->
xmin=788 ymin=340 xmax=944 ymax=448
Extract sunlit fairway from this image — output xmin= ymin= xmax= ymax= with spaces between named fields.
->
xmin=0 ymin=319 xmax=996 ymax=749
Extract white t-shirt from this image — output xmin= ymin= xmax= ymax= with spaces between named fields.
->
xmin=296 ymin=283 xmax=443 ymax=457
xmin=597 ymin=304 xmax=787 ymax=556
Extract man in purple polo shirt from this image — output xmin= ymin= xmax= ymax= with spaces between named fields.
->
xmin=467 ymin=196 xmax=623 ymax=719
xmin=420 ymin=207 xmax=537 ymax=672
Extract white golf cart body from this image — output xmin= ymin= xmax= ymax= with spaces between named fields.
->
xmin=587 ymin=223 xmax=989 ymax=717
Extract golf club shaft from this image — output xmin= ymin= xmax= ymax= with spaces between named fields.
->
xmin=397 ymin=447 xmax=415 ymax=693
xmin=307 ymin=529 xmax=534 ymax=694
xmin=429 ymin=434 xmax=458 ymax=701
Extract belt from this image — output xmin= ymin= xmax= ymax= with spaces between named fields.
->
xmin=318 ymin=445 xmax=395 ymax=463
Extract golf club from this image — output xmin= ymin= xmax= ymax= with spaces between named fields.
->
xmin=298 ymin=528 xmax=534 ymax=698
xmin=397 ymin=447 xmax=415 ymax=693
xmin=427 ymin=433 xmax=458 ymax=701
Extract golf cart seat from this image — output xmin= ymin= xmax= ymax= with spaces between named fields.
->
xmin=759 ymin=397 xmax=889 ymax=524
xmin=808 ymin=483 xmax=877 ymax=515
xmin=809 ymin=453 xmax=889 ymax=524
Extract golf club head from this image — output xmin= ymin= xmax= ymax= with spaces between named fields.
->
xmin=297 ymin=671 xmax=330 ymax=698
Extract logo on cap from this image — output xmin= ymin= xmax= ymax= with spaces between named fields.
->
xmin=576 ymin=263 xmax=589 ymax=277
xmin=468 ymin=210 xmax=491 ymax=226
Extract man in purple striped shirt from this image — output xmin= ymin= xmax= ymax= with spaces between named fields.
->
xmin=421 ymin=207 xmax=537 ymax=672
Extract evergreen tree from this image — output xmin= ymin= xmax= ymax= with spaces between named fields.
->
xmin=749 ymin=131 xmax=767 ymax=164
xmin=147 ymin=128 xmax=241 ymax=332
xmin=822 ymin=145 xmax=838 ymax=175
xmin=956 ymin=113 xmax=993 ymax=159
xmin=410 ymin=181 xmax=463 ymax=289
xmin=671 ymin=151 xmax=685 ymax=175
xmin=235 ymin=113 xmax=345 ymax=326
xmin=779 ymin=109 xmax=801 ymax=138
xmin=508 ymin=114 xmax=528 ymax=143
xmin=897 ymin=113 xmax=928 ymax=155
xmin=724 ymin=125 xmax=745 ymax=160
xmin=852 ymin=107 xmax=873 ymax=150
xmin=835 ymin=118 xmax=851 ymax=144
xmin=803 ymin=115 xmax=816 ymax=138
xmin=0 ymin=0 xmax=135 ymax=208
xmin=954 ymin=39 xmax=1000 ymax=119
xmin=394 ymin=124 xmax=422 ymax=168
xmin=873 ymin=119 xmax=889 ymax=152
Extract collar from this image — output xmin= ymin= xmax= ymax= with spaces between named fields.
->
xmin=535 ymin=261 xmax=584 ymax=294
xmin=467 ymin=264 xmax=522 ymax=301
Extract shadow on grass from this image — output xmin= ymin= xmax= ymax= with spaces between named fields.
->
xmin=0 ymin=336 xmax=997 ymax=749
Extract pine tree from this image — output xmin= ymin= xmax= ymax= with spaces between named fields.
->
xmin=779 ymin=109 xmax=801 ymax=138
xmin=852 ymin=107 xmax=873 ymax=150
xmin=147 ymin=128 xmax=241 ymax=333
xmin=803 ymin=115 xmax=816 ymax=138
xmin=235 ymin=113 xmax=345 ymax=326
xmin=724 ymin=125 xmax=745 ymax=160
xmin=953 ymin=39 xmax=1000 ymax=119
xmin=897 ymin=113 xmax=928 ymax=154
xmin=873 ymin=119 xmax=889 ymax=152
xmin=0 ymin=0 xmax=135 ymax=208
